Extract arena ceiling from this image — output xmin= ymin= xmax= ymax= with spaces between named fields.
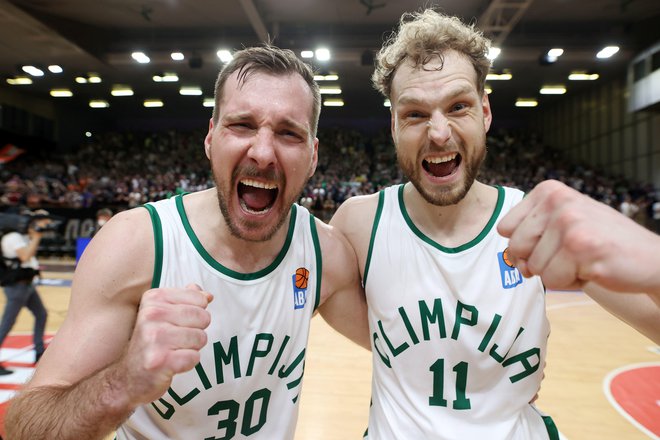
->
xmin=0 ymin=0 xmax=658 ymax=127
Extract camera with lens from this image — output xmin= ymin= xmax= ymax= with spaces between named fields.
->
xmin=0 ymin=211 xmax=64 ymax=234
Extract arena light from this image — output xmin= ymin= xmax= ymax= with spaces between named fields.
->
xmin=323 ymin=98 xmax=344 ymax=107
xmin=515 ymin=98 xmax=538 ymax=107
xmin=596 ymin=46 xmax=619 ymax=59
xmin=300 ymin=50 xmax=314 ymax=58
xmin=180 ymin=86 xmax=203 ymax=96
xmin=144 ymin=99 xmax=164 ymax=108
xmin=88 ymin=73 xmax=102 ymax=83
xmin=6 ymin=76 xmax=32 ymax=85
xmin=75 ymin=76 xmax=87 ymax=84
xmin=50 ymin=89 xmax=73 ymax=97
xmin=131 ymin=51 xmax=150 ymax=64
xmin=217 ymin=50 xmax=233 ymax=63
xmin=203 ymin=98 xmax=215 ymax=107
xmin=548 ymin=48 xmax=564 ymax=58
xmin=319 ymin=86 xmax=341 ymax=94
xmin=487 ymin=47 xmax=501 ymax=61
xmin=48 ymin=65 xmax=63 ymax=73
xmin=111 ymin=86 xmax=134 ymax=96
xmin=486 ymin=72 xmax=512 ymax=80
xmin=171 ymin=52 xmax=184 ymax=61
xmin=315 ymin=48 xmax=331 ymax=61
xmin=485 ymin=85 xmax=492 ymax=94
xmin=153 ymin=72 xmax=179 ymax=82
xmin=89 ymin=100 xmax=109 ymax=108
xmin=568 ymin=72 xmax=599 ymax=81
xmin=540 ymin=85 xmax=566 ymax=95
xmin=314 ymin=74 xmax=339 ymax=81
xmin=383 ymin=99 xmax=391 ymax=107
xmin=22 ymin=65 xmax=44 ymax=77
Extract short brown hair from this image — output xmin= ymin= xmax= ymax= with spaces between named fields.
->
xmin=372 ymin=9 xmax=491 ymax=97
xmin=212 ymin=45 xmax=321 ymax=136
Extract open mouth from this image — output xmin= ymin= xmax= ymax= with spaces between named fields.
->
xmin=422 ymin=153 xmax=462 ymax=178
xmin=238 ymin=178 xmax=279 ymax=214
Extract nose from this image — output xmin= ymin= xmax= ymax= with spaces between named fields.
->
xmin=247 ymin=128 xmax=277 ymax=168
xmin=427 ymin=113 xmax=451 ymax=146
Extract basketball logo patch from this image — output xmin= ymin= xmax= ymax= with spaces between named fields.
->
xmin=292 ymin=267 xmax=310 ymax=309
xmin=498 ymin=247 xmax=522 ymax=289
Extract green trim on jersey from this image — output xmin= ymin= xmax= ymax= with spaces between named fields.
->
xmin=542 ymin=414 xmax=560 ymax=440
xmin=363 ymin=190 xmax=385 ymax=287
xmin=174 ymin=194 xmax=297 ymax=281
xmin=309 ymin=215 xmax=322 ymax=312
xmin=143 ymin=203 xmax=163 ymax=288
xmin=398 ymin=184 xmax=505 ymax=254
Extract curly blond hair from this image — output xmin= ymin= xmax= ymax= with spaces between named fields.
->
xmin=372 ymin=9 xmax=491 ymax=98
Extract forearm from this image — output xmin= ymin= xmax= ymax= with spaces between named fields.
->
xmin=5 ymin=365 xmax=134 ymax=440
xmin=17 ymin=236 xmax=41 ymax=262
xmin=585 ymin=283 xmax=660 ymax=345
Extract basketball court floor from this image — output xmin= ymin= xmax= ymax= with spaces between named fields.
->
xmin=0 ymin=260 xmax=658 ymax=439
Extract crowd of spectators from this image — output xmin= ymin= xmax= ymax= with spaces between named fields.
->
xmin=1 ymin=126 xmax=659 ymax=231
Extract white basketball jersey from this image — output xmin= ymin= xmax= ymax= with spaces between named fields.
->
xmin=116 ymin=195 xmax=322 ymax=440
xmin=364 ymin=184 xmax=558 ymax=440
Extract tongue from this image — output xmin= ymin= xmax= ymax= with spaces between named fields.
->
xmin=241 ymin=186 xmax=275 ymax=211
xmin=426 ymin=159 xmax=457 ymax=177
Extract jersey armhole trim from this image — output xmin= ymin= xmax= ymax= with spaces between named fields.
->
xmin=142 ymin=204 xmax=163 ymax=288
xmin=309 ymin=215 xmax=322 ymax=313
xmin=363 ymin=189 xmax=386 ymax=288
xmin=542 ymin=414 xmax=560 ymax=440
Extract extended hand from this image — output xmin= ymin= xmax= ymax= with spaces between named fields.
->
xmin=498 ymin=180 xmax=660 ymax=293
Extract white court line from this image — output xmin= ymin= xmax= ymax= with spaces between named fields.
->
xmin=603 ymin=362 xmax=660 ymax=440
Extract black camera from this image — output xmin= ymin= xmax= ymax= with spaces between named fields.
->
xmin=0 ymin=212 xmax=64 ymax=234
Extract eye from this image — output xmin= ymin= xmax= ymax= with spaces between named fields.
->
xmin=450 ymin=102 xmax=471 ymax=114
xmin=404 ymin=110 xmax=427 ymax=120
xmin=279 ymin=129 xmax=305 ymax=142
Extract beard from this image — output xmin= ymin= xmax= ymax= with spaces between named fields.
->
xmin=397 ymin=140 xmax=487 ymax=206
xmin=213 ymin=165 xmax=307 ymax=243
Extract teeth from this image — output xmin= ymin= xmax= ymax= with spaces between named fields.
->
xmin=426 ymin=153 xmax=457 ymax=164
xmin=240 ymin=199 xmax=271 ymax=214
xmin=240 ymin=179 xmax=277 ymax=189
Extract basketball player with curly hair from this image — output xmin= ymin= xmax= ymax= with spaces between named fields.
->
xmin=331 ymin=8 xmax=660 ymax=440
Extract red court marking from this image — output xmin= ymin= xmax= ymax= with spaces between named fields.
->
xmin=604 ymin=362 xmax=660 ymax=438
xmin=0 ymin=332 xmax=55 ymax=434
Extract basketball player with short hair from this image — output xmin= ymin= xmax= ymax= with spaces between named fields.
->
xmin=331 ymin=9 xmax=660 ymax=439
xmin=5 ymin=45 xmax=369 ymax=440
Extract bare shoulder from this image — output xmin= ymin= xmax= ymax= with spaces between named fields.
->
xmin=73 ymin=206 xmax=155 ymax=303
xmin=329 ymin=193 xmax=380 ymax=266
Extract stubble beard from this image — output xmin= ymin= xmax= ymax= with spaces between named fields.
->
xmin=397 ymin=140 xmax=487 ymax=207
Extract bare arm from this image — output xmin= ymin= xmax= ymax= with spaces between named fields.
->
xmin=315 ymin=218 xmax=370 ymax=349
xmin=317 ymin=194 xmax=381 ymax=350
xmin=5 ymin=208 xmax=213 ymax=439
xmin=498 ymin=179 xmax=660 ymax=343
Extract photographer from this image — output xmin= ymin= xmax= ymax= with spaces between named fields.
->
xmin=0 ymin=209 xmax=50 ymax=374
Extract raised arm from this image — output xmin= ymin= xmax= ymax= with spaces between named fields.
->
xmin=498 ymin=179 xmax=660 ymax=343
xmin=4 ymin=208 xmax=213 ymax=439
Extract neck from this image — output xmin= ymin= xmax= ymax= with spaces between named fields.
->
xmin=403 ymin=181 xmax=498 ymax=247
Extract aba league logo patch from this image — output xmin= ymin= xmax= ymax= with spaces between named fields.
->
xmin=498 ymin=247 xmax=523 ymax=289
xmin=292 ymin=267 xmax=310 ymax=309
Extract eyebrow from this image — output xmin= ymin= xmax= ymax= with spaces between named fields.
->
xmin=397 ymin=85 xmax=476 ymax=106
xmin=223 ymin=112 xmax=310 ymax=135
